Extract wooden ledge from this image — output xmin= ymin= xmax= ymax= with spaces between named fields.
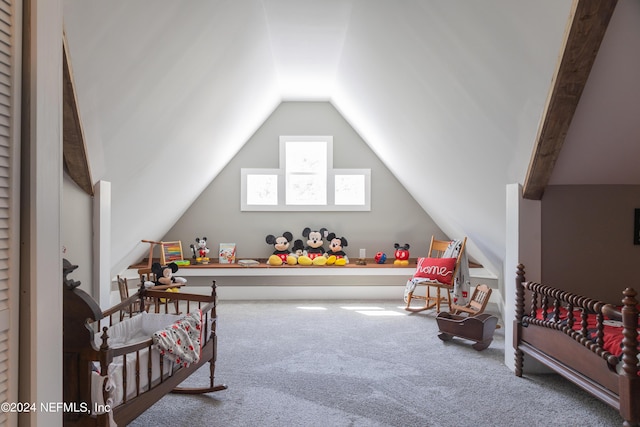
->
xmin=127 ymin=259 xmax=489 ymax=278
xmin=130 ymin=258 xmax=418 ymax=277
xmin=133 ymin=257 xmax=422 ymax=268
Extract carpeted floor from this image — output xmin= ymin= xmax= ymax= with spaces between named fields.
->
xmin=129 ymin=300 xmax=624 ymax=427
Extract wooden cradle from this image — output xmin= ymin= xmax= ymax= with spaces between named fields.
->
xmin=63 ymin=262 xmax=227 ymax=427
xmin=514 ymin=264 xmax=640 ymax=426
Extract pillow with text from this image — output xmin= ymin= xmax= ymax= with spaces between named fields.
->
xmin=412 ymin=257 xmax=457 ymax=284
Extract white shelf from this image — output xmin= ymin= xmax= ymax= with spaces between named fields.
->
xmin=119 ymin=266 xmax=495 ymax=279
xmin=177 ymin=266 xmax=415 ymax=277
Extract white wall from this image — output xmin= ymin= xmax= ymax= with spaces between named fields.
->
xmin=61 ymin=174 xmax=93 ymax=293
xmin=20 ymin=1 xmax=64 ymax=425
xmin=163 ymin=102 xmax=448 ymax=263
xmin=504 ymin=184 xmax=543 ymax=372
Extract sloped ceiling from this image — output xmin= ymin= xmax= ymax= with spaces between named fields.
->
xmin=63 ymin=0 xmax=580 ymax=279
xmin=549 ymin=0 xmax=640 ymax=186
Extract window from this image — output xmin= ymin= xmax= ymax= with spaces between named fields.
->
xmin=241 ymin=136 xmax=371 ymax=211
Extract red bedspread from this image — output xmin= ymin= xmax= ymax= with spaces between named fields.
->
xmin=534 ymin=307 xmax=632 ymax=358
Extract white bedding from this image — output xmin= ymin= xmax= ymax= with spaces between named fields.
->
xmin=91 ymin=312 xmax=182 ymax=410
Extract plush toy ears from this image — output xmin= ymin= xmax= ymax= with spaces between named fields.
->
xmin=267 ymin=232 xmax=293 ymax=245
xmin=151 ymin=262 xmax=164 ymax=277
xmin=303 ymin=227 xmax=329 ymax=238
xmin=153 ymin=262 xmax=178 ymax=276
xmin=292 ymin=239 xmax=304 ymax=252
xmin=328 ymin=233 xmax=348 ymax=247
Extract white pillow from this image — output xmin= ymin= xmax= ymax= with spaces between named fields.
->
xmin=95 ymin=313 xmax=146 ymax=348
xmin=94 ymin=312 xmax=183 ymax=348
xmin=105 ymin=314 xmax=145 ymax=346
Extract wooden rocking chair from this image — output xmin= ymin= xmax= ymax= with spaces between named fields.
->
xmin=405 ymin=236 xmax=467 ymax=313
xmin=450 ymin=284 xmax=492 ymax=316
xmin=117 ymin=276 xmax=148 ymax=320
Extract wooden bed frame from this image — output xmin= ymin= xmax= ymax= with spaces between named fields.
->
xmin=514 ymin=264 xmax=640 ymax=426
xmin=62 ymin=261 xmax=227 ymax=426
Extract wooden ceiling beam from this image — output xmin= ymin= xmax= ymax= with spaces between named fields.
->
xmin=63 ymin=30 xmax=94 ymax=196
xmin=522 ymin=0 xmax=618 ymax=200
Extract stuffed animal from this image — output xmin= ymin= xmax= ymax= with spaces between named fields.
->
xmin=298 ymin=227 xmax=329 ymax=266
xmin=145 ymin=262 xmax=187 ymax=288
xmin=325 ymin=232 xmax=349 ymax=265
xmin=291 ymin=239 xmax=305 ymax=258
xmin=190 ymin=237 xmax=210 ymax=263
xmin=393 ymin=243 xmax=410 ymax=266
xmin=265 ymin=232 xmax=298 ymax=266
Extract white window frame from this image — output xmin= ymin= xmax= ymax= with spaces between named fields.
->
xmin=241 ymin=136 xmax=371 ymax=211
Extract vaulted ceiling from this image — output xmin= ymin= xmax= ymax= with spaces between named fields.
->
xmin=62 ymin=0 xmax=640 ymax=281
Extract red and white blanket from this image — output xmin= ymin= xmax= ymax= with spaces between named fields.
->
xmin=152 ymin=310 xmax=203 ymax=367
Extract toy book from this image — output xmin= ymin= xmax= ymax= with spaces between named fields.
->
xmin=219 ymin=243 xmax=236 ymax=264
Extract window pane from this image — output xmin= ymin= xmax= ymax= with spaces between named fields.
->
xmin=246 ymin=174 xmax=278 ymax=205
xmin=285 ymin=140 xmax=327 ymax=205
xmin=285 ymin=141 xmax=327 ymax=173
xmin=335 ymin=174 xmax=365 ymax=205
xmin=286 ymin=174 xmax=326 ymax=205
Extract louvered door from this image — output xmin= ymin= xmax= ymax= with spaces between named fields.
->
xmin=0 ymin=1 xmax=20 ymax=426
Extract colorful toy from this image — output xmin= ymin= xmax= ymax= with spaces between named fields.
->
xmin=393 ymin=243 xmax=410 ymax=266
xmin=374 ymin=252 xmax=387 ymax=264
xmin=265 ymin=232 xmax=298 ymax=266
xmin=325 ymin=232 xmax=349 ymax=265
xmin=190 ymin=237 xmax=210 ymax=263
xmin=298 ymin=227 xmax=329 ymax=266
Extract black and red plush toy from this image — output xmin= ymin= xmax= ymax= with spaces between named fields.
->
xmin=265 ymin=231 xmax=298 ymax=265
xmin=144 ymin=262 xmax=188 ymax=288
xmin=393 ymin=243 xmax=410 ymax=266
xmin=325 ymin=232 xmax=349 ymax=265
xmin=298 ymin=227 xmax=329 ymax=265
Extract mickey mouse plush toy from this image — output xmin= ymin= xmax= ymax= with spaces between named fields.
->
xmin=265 ymin=232 xmax=298 ymax=266
xmin=325 ymin=232 xmax=349 ymax=265
xmin=393 ymin=243 xmax=410 ymax=266
xmin=145 ymin=261 xmax=187 ymax=288
xmin=297 ymin=227 xmax=329 ymax=266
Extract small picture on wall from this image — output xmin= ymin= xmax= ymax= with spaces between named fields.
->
xmin=634 ymin=209 xmax=640 ymax=245
xmin=219 ymin=243 xmax=237 ymax=264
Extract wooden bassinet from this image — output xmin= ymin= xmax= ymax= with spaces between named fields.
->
xmin=62 ymin=261 xmax=227 ymax=426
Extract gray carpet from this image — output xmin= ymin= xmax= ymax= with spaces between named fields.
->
xmin=129 ymin=300 xmax=624 ymax=427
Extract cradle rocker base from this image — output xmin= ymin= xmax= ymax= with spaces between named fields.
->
xmin=436 ymin=312 xmax=498 ymax=351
